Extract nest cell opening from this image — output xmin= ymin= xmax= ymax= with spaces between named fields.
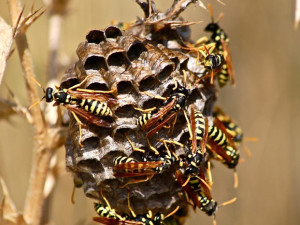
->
xmin=187 ymin=88 xmax=201 ymax=105
xmin=81 ymin=136 xmax=100 ymax=151
xmin=170 ymin=57 xmax=180 ymax=69
xmin=142 ymin=98 xmax=163 ymax=110
xmin=86 ymin=30 xmax=106 ymax=44
xmin=157 ymin=64 xmax=173 ymax=82
xmin=139 ymin=76 xmax=158 ymax=91
xmin=115 ymin=105 xmax=135 ymax=118
xmin=127 ymin=42 xmax=147 ymax=61
xmin=180 ymin=58 xmax=189 ymax=71
xmin=86 ymin=82 xmax=109 ymax=92
xmin=77 ymin=159 xmax=104 ymax=173
xmin=60 ymin=78 xmax=79 ymax=89
xmin=84 ymin=56 xmax=108 ymax=71
xmin=105 ymin=26 xmax=122 ymax=38
xmin=107 ymin=52 xmax=130 ymax=68
xmin=117 ymin=81 xmax=134 ymax=94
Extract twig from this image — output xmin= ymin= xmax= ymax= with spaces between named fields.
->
xmin=48 ymin=14 xmax=62 ymax=80
xmin=7 ymin=1 xmax=58 ymax=225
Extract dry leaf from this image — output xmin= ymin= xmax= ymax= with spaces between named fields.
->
xmin=0 ymin=18 xmax=13 ymax=86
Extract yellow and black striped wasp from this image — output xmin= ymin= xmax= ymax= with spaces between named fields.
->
xmin=30 ymin=75 xmax=117 ymax=146
xmin=137 ymin=85 xmax=189 ymax=138
xmin=183 ymin=107 xmax=209 ymax=177
xmin=93 ymin=191 xmax=179 ymax=225
xmin=204 ymin=4 xmax=235 ymax=87
xmin=175 ymin=169 xmax=217 ymax=216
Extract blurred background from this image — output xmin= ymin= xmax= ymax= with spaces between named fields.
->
xmin=0 ymin=0 xmax=299 ymax=224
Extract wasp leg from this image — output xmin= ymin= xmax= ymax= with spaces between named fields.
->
xmin=120 ymin=175 xmax=154 ymax=188
xmin=133 ymin=106 xmax=157 ymax=113
xmin=125 ymin=133 xmax=145 ymax=153
xmin=142 ymin=91 xmax=166 ymax=100
xmin=147 ymin=137 xmax=159 ymax=155
xmin=71 ymin=111 xmax=84 ymax=147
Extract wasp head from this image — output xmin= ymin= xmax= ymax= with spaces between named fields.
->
xmin=45 ymin=87 xmax=54 ymax=102
xmin=205 ymin=22 xmax=219 ymax=33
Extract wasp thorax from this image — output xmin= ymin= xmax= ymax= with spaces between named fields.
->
xmin=53 ymin=90 xmax=69 ymax=104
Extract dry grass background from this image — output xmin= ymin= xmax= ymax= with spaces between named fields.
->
xmin=0 ymin=0 xmax=299 ymax=224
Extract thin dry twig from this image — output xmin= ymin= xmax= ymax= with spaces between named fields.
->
xmin=7 ymin=1 xmax=64 ymax=225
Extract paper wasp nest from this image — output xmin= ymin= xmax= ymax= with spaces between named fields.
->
xmin=63 ymin=1 xmax=216 ymax=216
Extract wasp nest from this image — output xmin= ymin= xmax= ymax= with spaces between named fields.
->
xmin=64 ymin=0 xmax=218 ymax=216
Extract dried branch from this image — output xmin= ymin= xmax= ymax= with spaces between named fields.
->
xmin=6 ymin=1 xmax=63 ymax=225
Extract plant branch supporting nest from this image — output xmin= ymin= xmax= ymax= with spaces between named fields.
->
xmin=6 ymin=0 xmax=66 ymax=225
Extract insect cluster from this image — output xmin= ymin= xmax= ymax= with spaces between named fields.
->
xmin=42 ymin=1 xmax=244 ymax=224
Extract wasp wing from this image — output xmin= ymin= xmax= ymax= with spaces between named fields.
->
xmin=221 ymin=39 xmax=235 ymax=86
xmin=67 ymin=89 xmax=118 ymax=108
xmin=141 ymin=98 xmax=176 ymax=131
xmin=65 ymin=104 xmax=111 ymax=128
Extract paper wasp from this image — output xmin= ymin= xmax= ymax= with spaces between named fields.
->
xmin=213 ymin=107 xmax=243 ymax=145
xmin=202 ymin=4 xmax=235 ymax=87
xmin=137 ymin=85 xmax=189 ymax=138
xmin=175 ymin=170 xmax=217 ymax=216
xmin=183 ymin=108 xmax=208 ymax=177
xmin=30 ymin=75 xmax=117 ymax=146
xmin=113 ymin=152 xmax=177 ymax=183
xmin=93 ymin=191 xmax=179 ymax=225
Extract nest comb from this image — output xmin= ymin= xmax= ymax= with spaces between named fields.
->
xmin=63 ymin=1 xmax=217 ymax=216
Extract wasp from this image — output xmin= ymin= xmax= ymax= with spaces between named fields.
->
xmin=183 ymin=108 xmax=209 ymax=177
xmin=175 ymin=170 xmax=217 ymax=216
xmin=113 ymin=153 xmax=177 ymax=181
xmin=137 ymin=85 xmax=189 ymax=138
xmin=30 ymin=75 xmax=117 ymax=146
xmin=204 ymin=4 xmax=235 ymax=87
xmin=93 ymin=192 xmax=179 ymax=225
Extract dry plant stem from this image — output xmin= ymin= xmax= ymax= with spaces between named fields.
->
xmin=7 ymin=0 xmax=56 ymax=225
xmin=48 ymin=14 xmax=61 ymax=80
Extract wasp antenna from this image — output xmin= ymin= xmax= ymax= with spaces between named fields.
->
xmin=165 ymin=206 xmax=179 ymax=219
xmin=30 ymin=76 xmax=46 ymax=93
xmin=28 ymin=96 xmax=45 ymax=110
xmin=208 ymin=4 xmax=214 ymax=23
xmin=216 ymin=12 xmax=224 ymax=24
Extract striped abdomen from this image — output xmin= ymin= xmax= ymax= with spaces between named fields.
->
xmin=79 ymin=99 xmax=112 ymax=117
xmin=194 ymin=111 xmax=205 ymax=141
xmin=94 ymin=203 xmax=120 ymax=219
xmin=137 ymin=113 xmax=152 ymax=127
xmin=217 ymin=64 xmax=229 ymax=88
xmin=208 ymin=125 xmax=228 ymax=147
xmin=113 ymin=156 xmax=137 ymax=166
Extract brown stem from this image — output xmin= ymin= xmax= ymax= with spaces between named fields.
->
xmin=7 ymin=0 xmax=55 ymax=225
xmin=48 ymin=14 xmax=62 ymax=80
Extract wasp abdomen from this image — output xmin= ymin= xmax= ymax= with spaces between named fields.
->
xmin=79 ymin=99 xmax=112 ymax=117
xmin=208 ymin=125 xmax=227 ymax=147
